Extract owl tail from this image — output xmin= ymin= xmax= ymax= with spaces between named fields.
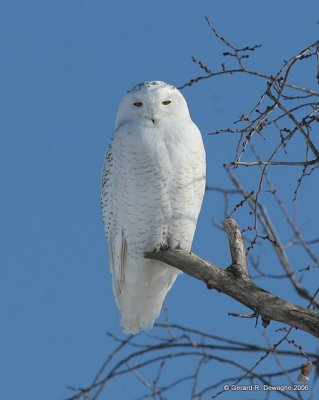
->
xmin=117 ymin=260 xmax=180 ymax=334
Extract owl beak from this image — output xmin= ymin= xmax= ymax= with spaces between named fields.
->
xmin=149 ymin=107 xmax=158 ymax=124
xmin=150 ymin=112 xmax=157 ymax=124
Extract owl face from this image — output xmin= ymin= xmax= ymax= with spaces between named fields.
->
xmin=115 ymin=81 xmax=191 ymax=128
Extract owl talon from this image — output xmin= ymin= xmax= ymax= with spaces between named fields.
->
xmin=155 ymin=242 xmax=169 ymax=252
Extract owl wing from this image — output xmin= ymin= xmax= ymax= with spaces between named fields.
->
xmin=101 ymin=138 xmax=127 ymax=302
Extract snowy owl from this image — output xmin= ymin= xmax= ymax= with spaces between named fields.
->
xmin=101 ymin=81 xmax=206 ymax=334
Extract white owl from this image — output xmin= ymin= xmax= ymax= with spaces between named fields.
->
xmin=101 ymin=81 xmax=206 ymax=334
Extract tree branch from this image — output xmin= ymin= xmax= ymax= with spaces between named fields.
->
xmin=145 ymin=219 xmax=319 ymax=339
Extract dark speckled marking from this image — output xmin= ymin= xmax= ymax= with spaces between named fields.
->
xmin=127 ymin=81 xmax=176 ymax=93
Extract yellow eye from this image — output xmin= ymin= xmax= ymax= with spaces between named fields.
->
xmin=162 ymin=100 xmax=171 ymax=105
xmin=133 ymin=102 xmax=143 ymax=107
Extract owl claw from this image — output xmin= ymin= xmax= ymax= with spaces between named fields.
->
xmin=154 ymin=242 xmax=169 ymax=252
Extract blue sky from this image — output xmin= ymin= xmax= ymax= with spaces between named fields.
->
xmin=1 ymin=1 xmax=318 ymax=399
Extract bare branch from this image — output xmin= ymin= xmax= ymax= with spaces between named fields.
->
xmin=226 ymin=159 xmax=319 ymax=167
xmin=145 ymin=219 xmax=319 ymax=339
xmin=226 ymin=168 xmax=319 ymax=308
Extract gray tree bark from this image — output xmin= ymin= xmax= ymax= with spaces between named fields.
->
xmin=145 ymin=219 xmax=319 ymax=339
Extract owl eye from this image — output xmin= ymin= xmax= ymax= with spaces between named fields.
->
xmin=162 ymin=100 xmax=171 ymax=105
xmin=133 ymin=102 xmax=143 ymax=107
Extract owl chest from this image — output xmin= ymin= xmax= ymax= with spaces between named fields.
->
xmin=117 ymin=122 xmax=196 ymax=194
xmin=136 ymin=123 xmax=189 ymax=167
xmin=129 ymin=136 xmax=186 ymax=181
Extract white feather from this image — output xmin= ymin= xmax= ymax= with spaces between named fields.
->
xmin=101 ymin=81 xmax=206 ymax=334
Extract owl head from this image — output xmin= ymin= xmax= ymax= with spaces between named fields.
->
xmin=115 ymin=81 xmax=191 ymax=128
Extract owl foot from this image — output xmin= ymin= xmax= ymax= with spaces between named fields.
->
xmin=154 ymin=242 xmax=170 ymax=253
